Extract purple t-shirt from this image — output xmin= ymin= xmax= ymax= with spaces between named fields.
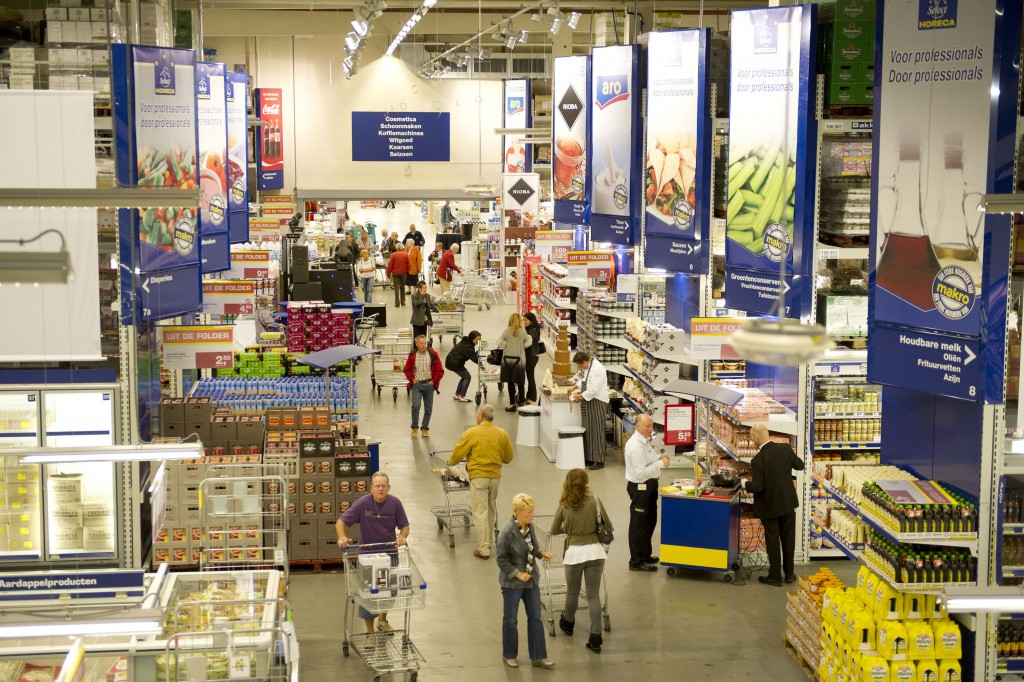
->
xmin=340 ymin=494 xmax=409 ymax=547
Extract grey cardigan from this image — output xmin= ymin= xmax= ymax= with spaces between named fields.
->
xmin=498 ymin=328 xmax=532 ymax=359
xmin=495 ymin=517 xmax=544 ymax=589
xmin=550 ymin=495 xmax=613 ymax=547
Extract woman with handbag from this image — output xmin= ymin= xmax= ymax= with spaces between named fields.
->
xmin=549 ymin=468 xmax=613 ymax=654
xmin=497 ymin=313 xmax=532 ymax=412
xmin=522 ymin=312 xmax=543 ymax=405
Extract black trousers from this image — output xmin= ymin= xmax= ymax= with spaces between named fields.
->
xmin=502 ymin=357 xmax=525 ymax=405
xmin=626 ymin=480 xmax=660 ymax=566
xmin=761 ymin=511 xmax=797 ymax=580
xmin=525 ymin=353 xmax=539 ymax=402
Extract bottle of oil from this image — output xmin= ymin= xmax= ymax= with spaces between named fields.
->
xmin=931 ymin=133 xmax=982 ymax=290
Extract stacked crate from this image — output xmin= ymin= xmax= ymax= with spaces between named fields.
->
xmin=286 ymin=302 xmax=354 ymax=353
xmin=819 ymin=0 xmax=877 ymax=108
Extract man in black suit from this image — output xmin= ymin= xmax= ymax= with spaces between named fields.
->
xmin=743 ymin=424 xmax=804 ymax=587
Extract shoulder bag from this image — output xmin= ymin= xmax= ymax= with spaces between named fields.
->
xmin=595 ymin=498 xmax=614 ymax=545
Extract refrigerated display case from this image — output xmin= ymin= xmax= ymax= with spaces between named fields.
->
xmin=0 ymin=386 xmax=122 ymax=565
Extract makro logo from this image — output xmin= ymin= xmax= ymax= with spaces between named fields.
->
xmin=594 ymin=75 xmax=629 ymax=109
xmin=919 ymin=0 xmax=957 ymax=30
xmin=262 ymin=103 xmax=280 ymax=116
xmin=506 ymin=97 xmax=524 ymax=117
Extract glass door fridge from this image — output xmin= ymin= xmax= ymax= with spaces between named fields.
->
xmin=0 ymin=391 xmax=43 ymax=561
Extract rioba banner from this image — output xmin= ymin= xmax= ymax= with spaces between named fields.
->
xmin=254 ymin=88 xmax=284 ymax=190
xmin=502 ymin=79 xmax=531 ymax=173
xmin=196 ymin=62 xmax=229 ymax=274
xmin=644 ymin=29 xmax=711 ymax=276
xmin=501 ymin=173 xmax=540 ymax=232
xmin=724 ymin=7 xmax=817 ymax=317
xmin=552 ymin=56 xmax=590 ymax=224
xmin=868 ymin=0 xmax=1022 ymax=403
xmin=160 ymin=326 xmax=234 ymax=370
xmin=225 ymin=70 xmax=249 ymax=243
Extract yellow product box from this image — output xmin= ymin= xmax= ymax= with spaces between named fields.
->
xmin=860 ymin=653 xmax=891 ymax=681
xmin=877 ymin=619 xmax=909 ymax=660
xmin=906 ymin=620 xmax=934 ymax=660
xmin=916 ymin=659 xmax=939 ymax=681
xmin=931 ymin=620 xmax=961 ymax=659
xmin=889 ymin=659 xmax=915 ymax=681
xmin=938 ymin=659 xmax=960 ymax=681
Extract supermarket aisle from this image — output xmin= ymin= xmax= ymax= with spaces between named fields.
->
xmin=289 ymin=201 xmax=855 ymax=679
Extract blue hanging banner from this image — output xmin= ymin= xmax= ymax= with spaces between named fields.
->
xmin=350 ymin=112 xmax=451 ymax=162
xmin=552 ymin=55 xmax=590 ymax=225
xmin=868 ymin=0 xmax=1021 ymax=403
xmin=724 ymin=7 xmax=817 ymax=318
xmin=503 ymin=79 xmax=531 ymax=173
xmin=589 ymin=45 xmax=641 ymax=246
xmin=644 ymin=29 xmax=711 ymax=275
xmin=136 ymin=264 xmax=203 ymax=323
xmin=225 ymin=69 xmax=249 ymax=243
xmin=112 ymin=44 xmax=202 ymax=324
xmin=254 ymin=87 xmax=284 ymax=189
xmin=196 ymin=61 xmax=229 ymax=274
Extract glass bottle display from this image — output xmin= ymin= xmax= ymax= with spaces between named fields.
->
xmin=930 ymin=133 xmax=983 ymax=289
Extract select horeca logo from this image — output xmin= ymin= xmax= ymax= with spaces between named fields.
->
xmin=932 ymin=265 xmax=975 ymax=320
xmin=197 ymin=75 xmax=209 ymax=97
xmin=507 ymin=179 xmax=535 ymax=206
xmin=594 ymin=75 xmax=629 ymax=110
xmin=919 ymin=0 xmax=957 ymax=30
xmin=763 ymin=223 xmax=790 ymax=262
xmin=155 ymin=61 xmax=175 ymax=95
xmin=558 ymin=85 xmax=583 ymax=130
xmin=753 ymin=12 xmax=779 ymax=54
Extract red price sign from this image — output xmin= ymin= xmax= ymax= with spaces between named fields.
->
xmin=587 ymin=267 xmax=610 ymax=279
xmin=195 ymin=351 xmax=234 ymax=369
xmin=663 ymin=404 xmax=694 ymax=446
xmin=243 ymin=267 xmax=269 ymax=278
xmin=224 ymin=302 xmax=254 ymax=315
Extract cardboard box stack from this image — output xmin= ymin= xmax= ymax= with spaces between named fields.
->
xmin=818 ymin=0 xmax=877 ymax=108
xmin=286 ymin=302 xmax=354 ymax=353
xmin=816 ymin=566 xmax=963 ymax=682
xmin=786 ymin=567 xmax=841 ymax=672
xmin=0 ymin=460 xmax=40 ymax=553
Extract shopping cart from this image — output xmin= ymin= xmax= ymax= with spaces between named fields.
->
xmin=161 ymin=623 xmax=299 ymax=682
xmin=533 ymin=515 xmax=611 ymax=637
xmin=430 ymin=308 xmax=464 ymax=347
xmin=341 ymin=542 xmax=427 ymax=681
xmin=733 ymin=491 xmax=768 ymax=586
xmin=452 ymin=268 xmax=503 ymax=310
xmin=371 ymin=342 xmax=411 ymax=401
xmin=427 ymin=451 xmax=474 ymax=548
xmin=474 ymin=340 xmax=503 ymax=406
xmin=354 ymin=312 xmax=379 ymax=348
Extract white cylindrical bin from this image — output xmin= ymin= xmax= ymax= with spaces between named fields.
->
xmin=516 ymin=406 xmax=542 ymax=447
xmin=555 ymin=426 xmax=587 ymax=470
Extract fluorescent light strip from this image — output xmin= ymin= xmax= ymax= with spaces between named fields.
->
xmin=13 ymin=443 xmax=204 ymax=464
xmin=0 ymin=188 xmax=200 ymax=209
xmin=385 ymin=0 xmax=439 ymax=58
xmin=0 ymin=620 xmax=163 ymax=639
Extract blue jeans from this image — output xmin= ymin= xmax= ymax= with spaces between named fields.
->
xmin=411 ymin=382 xmax=434 ymax=429
xmin=453 ymin=368 xmax=472 ymax=397
xmin=501 ymin=585 xmax=547 ymax=661
xmin=361 ymin=277 xmax=373 ymax=302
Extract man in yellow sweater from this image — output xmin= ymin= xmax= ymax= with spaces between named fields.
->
xmin=449 ymin=404 xmax=515 ymax=560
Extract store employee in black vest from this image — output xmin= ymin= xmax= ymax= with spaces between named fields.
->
xmin=743 ymin=423 xmax=804 ymax=587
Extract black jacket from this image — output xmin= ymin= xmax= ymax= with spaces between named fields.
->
xmin=746 ymin=441 xmax=804 ymax=519
xmin=525 ymin=325 xmax=541 ymax=358
xmin=404 ymin=231 xmax=426 ymax=248
xmin=445 ymin=337 xmax=479 ymax=371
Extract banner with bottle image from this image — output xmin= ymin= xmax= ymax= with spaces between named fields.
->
xmin=724 ymin=7 xmax=817 ymax=318
xmin=589 ymin=45 xmax=641 ymax=246
xmin=552 ymin=55 xmax=590 ymax=225
xmin=868 ymin=0 xmax=1020 ymax=403
xmin=196 ymin=62 xmax=229 ymax=274
xmin=112 ymin=44 xmax=203 ymax=324
xmin=503 ymin=79 xmax=531 ymax=174
xmin=225 ymin=70 xmax=249 ymax=243
xmin=254 ymin=88 xmax=284 ymax=190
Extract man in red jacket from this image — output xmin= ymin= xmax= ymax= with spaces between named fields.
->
xmin=385 ymin=243 xmax=411 ymax=307
xmin=437 ymin=242 xmax=462 ymax=294
xmin=403 ymin=335 xmax=444 ymax=437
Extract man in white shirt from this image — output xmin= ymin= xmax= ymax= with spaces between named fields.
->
xmin=570 ymin=352 xmax=610 ymax=470
xmin=623 ymin=414 xmax=670 ymax=572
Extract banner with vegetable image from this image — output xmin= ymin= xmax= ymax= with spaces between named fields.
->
xmin=724 ymin=7 xmax=817 ymax=318
xmin=225 ymin=70 xmax=249 ymax=243
xmin=255 ymin=88 xmax=284 ymax=190
xmin=503 ymin=79 xmax=531 ymax=173
xmin=868 ymin=0 xmax=1021 ymax=404
xmin=590 ymin=45 xmax=641 ymax=246
xmin=552 ymin=56 xmax=590 ymax=225
xmin=196 ymin=62 xmax=229 ymax=274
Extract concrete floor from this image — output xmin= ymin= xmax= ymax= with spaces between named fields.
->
xmin=287 ymin=203 xmax=856 ymax=679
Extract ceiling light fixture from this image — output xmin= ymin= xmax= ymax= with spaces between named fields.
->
xmin=13 ymin=441 xmax=205 ymax=464
xmin=0 ymin=187 xmax=199 ymax=209
xmin=0 ymin=228 xmax=72 ymax=285
xmin=385 ymin=0 xmax=441 ymax=58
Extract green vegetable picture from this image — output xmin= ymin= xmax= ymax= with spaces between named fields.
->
xmin=726 ymin=138 xmax=797 ymax=257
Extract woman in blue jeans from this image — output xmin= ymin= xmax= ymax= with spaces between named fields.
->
xmin=444 ymin=331 xmax=481 ymax=402
xmin=495 ymin=493 xmax=556 ymax=670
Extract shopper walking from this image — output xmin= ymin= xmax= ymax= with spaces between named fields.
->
xmin=335 ymin=471 xmax=410 ymax=634
xmin=743 ymin=423 xmax=805 ymax=586
xmin=498 ymin=313 xmax=532 ymax=412
xmin=444 ymin=331 xmax=481 ymax=402
xmin=624 ymin=414 xmax=670 ymax=572
xmin=570 ymin=351 xmax=610 ymax=469
xmin=449 ymin=404 xmax=514 ymax=559
xmin=439 ymin=200 xmax=454 ymax=229
xmin=495 ymin=493 xmax=555 ymax=670
xmin=405 ymin=239 xmax=423 ymax=296
xmin=549 ymin=468 xmax=612 ymax=653
xmin=356 ymin=249 xmax=376 ymax=303
xmin=409 ymin=281 xmax=435 ymax=341
xmin=437 ymin=243 xmax=462 ymax=294
xmin=385 ymin=243 xmax=411 ymax=307
xmin=381 ymin=231 xmax=397 ymax=258
xmin=403 ymin=223 xmax=425 ymax=249
xmin=523 ymin=312 xmax=542 ymax=405
xmin=403 ymin=335 xmax=443 ymax=437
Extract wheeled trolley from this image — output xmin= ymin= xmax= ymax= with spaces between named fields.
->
xmin=451 ymin=268 xmax=502 ymax=310
xmin=659 ymin=488 xmax=742 ymax=582
xmin=430 ymin=308 xmax=464 ymax=347
xmin=371 ymin=342 xmax=411 ymax=401
xmin=474 ymin=340 xmax=503 ymax=406
xmin=341 ymin=543 xmax=427 ymax=681
xmin=533 ymin=515 xmax=611 ymax=636
xmin=428 ymin=451 xmax=473 ymax=548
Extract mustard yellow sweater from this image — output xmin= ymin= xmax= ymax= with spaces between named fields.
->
xmin=449 ymin=421 xmax=514 ymax=479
